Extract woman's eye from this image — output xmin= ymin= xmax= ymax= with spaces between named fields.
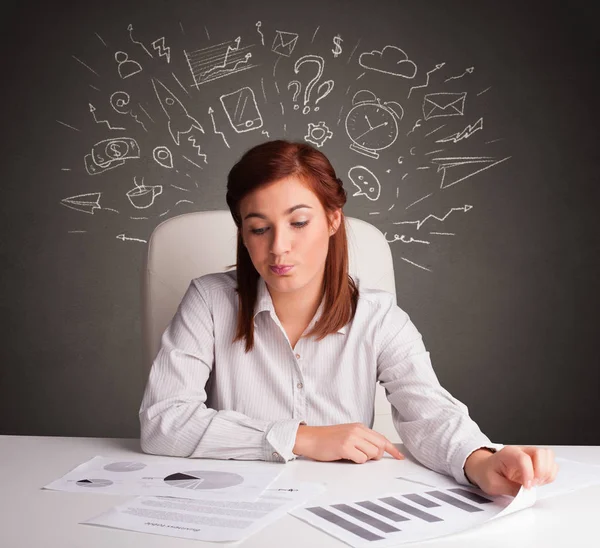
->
xmin=250 ymin=227 xmax=268 ymax=235
xmin=292 ymin=221 xmax=309 ymax=229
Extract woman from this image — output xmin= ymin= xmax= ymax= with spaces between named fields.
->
xmin=139 ymin=140 xmax=558 ymax=496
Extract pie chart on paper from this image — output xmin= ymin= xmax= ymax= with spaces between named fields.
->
xmin=103 ymin=461 xmax=146 ymax=472
xmin=164 ymin=470 xmax=245 ymax=490
xmin=76 ymin=478 xmax=113 ymax=488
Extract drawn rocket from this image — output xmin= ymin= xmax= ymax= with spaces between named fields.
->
xmin=151 ymin=78 xmax=204 ymax=146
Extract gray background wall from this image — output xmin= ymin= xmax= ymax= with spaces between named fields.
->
xmin=1 ymin=0 xmax=597 ymax=444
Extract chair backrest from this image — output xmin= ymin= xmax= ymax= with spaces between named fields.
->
xmin=143 ymin=210 xmax=400 ymax=441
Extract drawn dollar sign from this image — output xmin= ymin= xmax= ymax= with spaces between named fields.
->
xmin=331 ymin=35 xmax=343 ymax=58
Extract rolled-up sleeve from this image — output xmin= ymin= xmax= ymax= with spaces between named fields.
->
xmin=139 ymin=280 xmax=304 ymax=462
xmin=375 ymin=297 xmax=503 ymax=485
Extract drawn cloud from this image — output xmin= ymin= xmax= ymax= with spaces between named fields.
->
xmin=359 ymin=45 xmax=417 ymax=79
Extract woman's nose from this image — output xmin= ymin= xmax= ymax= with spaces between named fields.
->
xmin=269 ymin=227 xmax=291 ymax=256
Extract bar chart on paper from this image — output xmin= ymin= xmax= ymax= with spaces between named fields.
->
xmin=291 ymin=486 xmax=535 ymax=547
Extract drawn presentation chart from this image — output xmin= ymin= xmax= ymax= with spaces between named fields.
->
xmin=291 ymin=485 xmax=536 ymax=547
xmin=44 ymin=456 xmax=283 ymax=502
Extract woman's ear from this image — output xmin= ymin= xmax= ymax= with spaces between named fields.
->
xmin=329 ymin=208 xmax=342 ymax=235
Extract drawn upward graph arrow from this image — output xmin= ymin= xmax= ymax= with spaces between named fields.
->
xmin=393 ymin=205 xmax=473 ymax=230
xmin=208 ymin=106 xmax=230 ymax=148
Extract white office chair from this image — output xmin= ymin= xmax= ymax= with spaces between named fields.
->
xmin=142 ymin=210 xmax=400 ymax=442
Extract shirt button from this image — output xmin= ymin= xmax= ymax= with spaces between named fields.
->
xmin=297 ymin=382 xmax=303 ymax=389
xmin=295 ymin=353 xmax=301 ymax=359
xmin=272 ymin=452 xmax=280 ymax=458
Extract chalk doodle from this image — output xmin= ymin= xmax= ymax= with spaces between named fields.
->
xmin=422 ymin=92 xmax=466 ymax=120
xmin=293 ymin=55 xmax=334 ymax=114
xmin=219 ymin=87 xmax=263 ymax=133
xmin=84 ymin=137 xmax=140 ymax=176
xmin=110 ymin=91 xmax=148 ymax=132
xmin=345 ymin=90 xmax=403 ymax=159
xmin=61 ymin=192 xmax=102 ymax=215
xmin=348 ymin=165 xmax=381 ymax=201
xmin=332 ymin=34 xmax=343 ymax=58
xmin=255 ymin=21 xmax=264 ymax=46
xmin=184 ymin=37 xmax=258 ymax=87
xmin=126 ymin=176 xmax=163 ymax=209
xmin=271 ymin=30 xmax=298 ymax=57
xmin=116 ymin=233 xmax=147 ymax=244
xmin=408 ymin=63 xmax=445 ymax=98
xmin=152 ymin=37 xmax=171 ymax=63
xmin=430 ymin=156 xmax=511 ymax=189
xmin=304 ymin=121 xmax=333 ymax=148
xmin=358 ymin=45 xmax=417 ymax=78
xmin=152 ymin=146 xmax=174 ymax=168
xmin=207 ymin=106 xmax=230 ymax=148
xmin=384 ymin=232 xmax=430 ymax=245
xmin=115 ymin=51 xmax=142 ymax=79
xmin=89 ymin=103 xmax=125 ymax=131
xmin=127 ymin=24 xmax=153 ymax=57
xmin=435 ymin=118 xmax=483 ymax=143
xmin=444 ymin=66 xmax=474 ymax=82
xmin=393 ymin=205 xmax=473 ymax=230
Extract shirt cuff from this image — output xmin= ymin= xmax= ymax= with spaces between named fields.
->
xmin=264 ymin=419 xmax=306 ymax=462
xmin=453 ymin=439 xmax=505 ymax=486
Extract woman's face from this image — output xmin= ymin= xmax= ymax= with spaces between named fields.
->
xmin=239 ymin=176 xmax=341 ymax=296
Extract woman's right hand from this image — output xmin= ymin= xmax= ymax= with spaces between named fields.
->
xmin=292 ymin=423 xmax=405 ymax=463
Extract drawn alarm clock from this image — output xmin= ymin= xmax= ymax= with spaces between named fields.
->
xmin=344 ymin=90 xmax=404 ymax=159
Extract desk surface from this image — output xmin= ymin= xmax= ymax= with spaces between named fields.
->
xmin=2 ymin=436 xmax=599 ymax=548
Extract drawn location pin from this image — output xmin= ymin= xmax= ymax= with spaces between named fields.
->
xmin=153 ymin=146 xmax=173 ymax=169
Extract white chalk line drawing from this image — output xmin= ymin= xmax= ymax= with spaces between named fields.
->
xmin=95 ymin=32 xmax=107 ymax=47
xmin=187 ymin=134 xmax=207 ymax=163
xmin=68 ymin=230 xmax=87 ymax=233
xmin=345 ymin=85 xmax=351 ymax=95
xmin=207 ymin=106 xmax=230 ymax=148
xmin=185 ymin=37 xmax=257 ymax=87
xmin=388 ymin=203 xmax=395 ymax=210
xmin=84 ymin=137 xmax=140 ymax=176
xmin=152 ymin=77 xmax=204 ymax=146
xmin=384 ymin=232 xmax=430 ymax=245
xmin=486 ymin=138 xmax=503 ymax=144
xmin=152 ymin=37 xmax=171 ymax=63
xmin=423 ymin=92 xmax=466 ymax=120
xmin=406 ymin=193 xmax=433 ymax=210
xmin=172 ymin=72 xmax=190 ymax=95
xmin=402 ymin=173 xmax=409 ymax=180
xmin=153 ymin=146 xmax=174 ymax=168
xmin=272 ymin=30 xmax=298 ymax=57
xmin=61 ymin=168 xmax=71 ymax=171
xmin=283 ymin=123 xmax=287 ymax=134
xmin=204 ymin=26 xmax=210 ymax=40
xmin=347 ymin=38 xmax=360 ymax=64
xmin=294 ymin=55 xmax=334 ymax=114
xmin=430 ymin=232 xmax=454 ymax=235
xmin=126 ymin=176 xmax=162 ymax=209
xmin=137 ymin=104 xmax=154 ymax=123
xmin=431 ymin=156 xmax=511 ymax=189
xmin=273 ymin=56 xmax=281 ymax=79
xmin=345 ymin=89 xmax=403 ymax=159
xmin=260 ymin=78 xmax=267 ymax=102
xmin=171 ymin=184 xmax=190 ymax=192
xmin=396 ymin=187 xmax=399 ymax=198
xmin=128 ymin=24 xmax=153 ymax=57
xmin=425 ymin=149 xmax=445 ymax=155
xmin=104 ymin=207 xmax=119 ymax=213
xmin=369 ymin=212 xmax=380 ymax=215
xmin=348 ymin=165 xmax=381 ymax=201
xmin=393 ymin=204 xmax=473 ymax=230
xmin=61 ymin=192 xmax=102 ymax=214
xmin=89 ymin=103 xmax=125 ymax=130
xmin=359 ymin=45 xmax=417 ymax=78
xmin=72 ymin=55 xmax=99 ymax=76
xmin=117 ymin=233 xmax=147 ymax=243
xmin=305 ymin=121 xmax=333 ymax=148
xmin=477 ymin=86 xmax=491 ymax=96
xmin=336 ymin=105 xmax=345 ymax=126
xmin=115 ymin=51 xmax=142 ymax=79
xmin=332 ymin=34 xmax=343 ymax=57
xmin=356 ymin=72 xmax=365 ymax=80
xmin=288 ymin=80 xmax=301 ymax=109
xmin=255 ymin=21 xmax=264 ymax=45
xmin=56 ymin=120 xmax=80 ymax=132
xmin=179 ymin=22 xmax=185 ymax=35
xmin=130 ymin=216 xmax=148 ymax=220
xmin=425 ymin=124 xmax=446 ymax=137
xmin=386 ymin=169 xmax=391 ymax=173
xmin=410 ymin=147 xmax=417 ymax=155
xmin=159 ymin=209 xmax=170 ymax=217
xmin=408 ymin=62 xmax=445 ymax=98
xmin=407 ymin=119 xmax=422 ymax=136
xmin=182 ymin=155 xmax=203 ymax=169
xmin=89 ymin=84 xmax=101 ymax=91
xmin=444 ymin=66 xmax=474 ymax=82
xmin=401 ymin=257 xmax=432 ymax=272
xmin=262 ymin=130 xmax=270 ymax=138
xmin=110 ymin=91 xmax=147 ymax=131
xmin=416 ymin=166 xmax=430 ymax=170
xmin=176 ymin=199 xmax=194 ymax=206
xmin=274 ymin=80 xmax=280 ymax=94
xmin=280 ymin=102 xmax=285 ymax=115
xmin=220 ymin=87 xmax=263 ymax=133
xmin=312 ymin=26 xmax=320 ymax=43
xmin=436 ymin=117 xmax=483 ymax=143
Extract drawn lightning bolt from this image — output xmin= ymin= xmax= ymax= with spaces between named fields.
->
xmin=152 ymin=37 xmax=171 ymax=63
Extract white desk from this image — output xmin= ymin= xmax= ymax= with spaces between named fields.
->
xmin=1 ymin=436 xmax=599 ymax=547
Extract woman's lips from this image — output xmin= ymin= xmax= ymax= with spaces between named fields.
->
xmin=269 ymin=265 xmax=294 ymax=275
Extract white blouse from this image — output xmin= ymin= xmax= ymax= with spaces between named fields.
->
xmin=139 ymin=269 xmax=502 ymax=485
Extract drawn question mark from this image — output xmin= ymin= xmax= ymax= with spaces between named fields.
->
xmin=288 ymin=80 xmax=301 ymax=110
xmin=293 ymin=55 xmax=334 ymax=115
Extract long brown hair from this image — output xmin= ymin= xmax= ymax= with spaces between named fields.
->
xmin=226 ymin=140 xmax=358 ymax=352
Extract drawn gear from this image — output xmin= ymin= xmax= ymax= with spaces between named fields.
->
xmin=305 ymin=121 xmax=333 ymax=148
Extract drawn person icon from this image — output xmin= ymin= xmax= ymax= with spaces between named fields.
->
xmin=115 ymin=51 xmax=142 ymax=79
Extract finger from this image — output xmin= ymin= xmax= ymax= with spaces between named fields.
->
xmin=507 ymin=450 xmax=535 ymax=488
xmin=523 ymin=447 xmax=552 ymax=485
xmin=353 ymin=438 xmax=381 ymax=461
xmin=385 ymin=440 xmax=405 ymax=460
xmin=362 ymin=429 xmax=404 ymax=460
xmin=487 ymin=475 xmax=522 ymax=497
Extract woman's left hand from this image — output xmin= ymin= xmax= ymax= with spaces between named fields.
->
xmin=464 ymin=446 xmax=559 ymax=496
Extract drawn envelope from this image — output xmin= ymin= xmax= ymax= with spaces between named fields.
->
xmin=422 ymin=92 xmax=467 ymax=120
xmin=271 ymin=30 xmax=299 ymax=57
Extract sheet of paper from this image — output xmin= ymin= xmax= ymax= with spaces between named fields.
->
xmin=395 ymin=457 xmax=600 ymax=501
xmin=82 ymin=481 xmax=325 ymax=542
xmin=43 ymin=456 xmax=283 ymax=501
xmin=290 ymin=484 xmax=536 ymax=547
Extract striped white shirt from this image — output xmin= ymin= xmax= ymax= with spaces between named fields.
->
xmin=139 ymin=270 xmax=502 ymax=485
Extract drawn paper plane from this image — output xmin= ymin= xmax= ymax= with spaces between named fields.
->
xmin=60 ymin=192 xmax=102 ymax=215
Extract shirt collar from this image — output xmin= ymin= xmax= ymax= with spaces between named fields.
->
xmin=253 ymin=276 xmax=347 ymax=335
